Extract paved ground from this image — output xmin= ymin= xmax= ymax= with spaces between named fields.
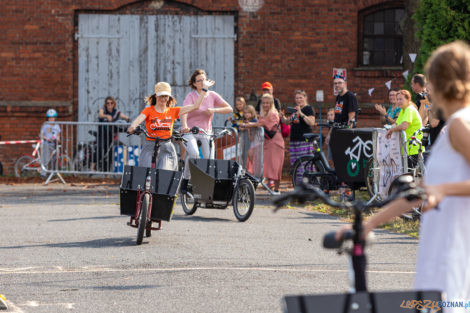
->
xmin=0 ymin=182 xmax=418 ymax=313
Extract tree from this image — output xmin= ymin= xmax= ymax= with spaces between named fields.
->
xmin=413 ymin=0 xmax=470 ymax=74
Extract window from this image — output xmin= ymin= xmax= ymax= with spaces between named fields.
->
xmin=359 ymin=6 xmax=405 ymax=67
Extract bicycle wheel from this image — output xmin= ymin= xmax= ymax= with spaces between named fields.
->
xmin=14 ymin=156 xmax=39 ymax=178
xmin=233 ymin=178 xmax=255 ymax=222
xmin=388 ymin=174 xmax=421 ymax=221
xmin=292 ymin=156 xmax=315 ymax=187
xmin=58 ymin=154 xmax=73 ymax=171
xmin=365 ymin=158 xmax=377 ymax=198
xmin=136 ymin=193 xmax=149 ymax=245
xmin=181 ymin=185 xmax=198 ymax=215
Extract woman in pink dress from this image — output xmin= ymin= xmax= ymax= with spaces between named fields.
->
xmin=241 ymin=93 xmax=284 ymax=194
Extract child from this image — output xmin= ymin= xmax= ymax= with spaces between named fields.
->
xmin=240 ymin=105 xmax=258 ymax=174
xmin=227 ymin=97 xmax=246 ymax=130
xmin=327 ymin=107 xmax=335 ymax=122
xmin=41 ymin=109 xmax=61 ymax=175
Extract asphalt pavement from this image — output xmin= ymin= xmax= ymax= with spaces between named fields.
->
xmin=0 ymin=183 xmax=418 ymax=313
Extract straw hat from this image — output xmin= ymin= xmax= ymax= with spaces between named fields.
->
xmin=155 ymin=82 xmax=173 ymax=98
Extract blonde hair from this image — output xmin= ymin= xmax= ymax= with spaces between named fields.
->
xmin=243 ymin=105 xmax=257 ymax=119
xmin=425 ymin=40 xmax=470 ymax=102
xmin=260 ymin=93 xmax=277 ymax=117
xmin=235 ymin=97 xmax=246 ymax=112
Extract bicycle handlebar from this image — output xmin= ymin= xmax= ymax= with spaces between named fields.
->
xmin=273 ymin=179 xmax=425 ymax=213
xmin=128 ymin=126 xmax=186 ymax=142
xmin=315 ymin=121 xmax=351 ymax=129
xmin=190 ymin=126 xmax=232 ymax=138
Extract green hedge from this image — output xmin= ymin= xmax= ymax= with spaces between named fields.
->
xmin=405 ymin=0 xmax=470 ymax=91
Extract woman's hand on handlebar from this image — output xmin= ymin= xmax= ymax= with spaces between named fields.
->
xmin=422 ymin=184 xmax=443 ymax=212
xmin=181 ymin=127 xmax=191 ymax=133
xmin=127 ymin=125 xmax=136 ymax=134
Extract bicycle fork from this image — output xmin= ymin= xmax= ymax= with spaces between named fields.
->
xmin=129 ymin=176 xmax=162 ymax=230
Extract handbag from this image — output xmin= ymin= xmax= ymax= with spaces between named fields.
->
xmin=280 ymin=122 xmax=290 ymax=138
xmin=264 ymin=125 xmax=279 ymax=139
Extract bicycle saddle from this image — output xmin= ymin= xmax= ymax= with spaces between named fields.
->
xmin=303 ymin=133 xmax=321 ymax=141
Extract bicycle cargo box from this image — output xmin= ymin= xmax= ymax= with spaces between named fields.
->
xmin=119 ymin=165 xmax=182 ymax=221
xmin=188 ymin=159 xmax=239 ymax=202
xmin=284 ymin=290 xmax=441 ymax=313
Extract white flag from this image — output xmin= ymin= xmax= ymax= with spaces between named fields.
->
xmin=385 ymin=80 xmax=392 ymax=90
xmin=409 ymin=53 xmax=417 ymax=63
xmin=402 ymin=70 xmax=409 ymax=80
xmin=368 ymin=88 xmax=375 ymax=96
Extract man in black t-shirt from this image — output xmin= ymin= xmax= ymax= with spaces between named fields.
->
xmin=326 ymin=75 xmax=358 ymax=144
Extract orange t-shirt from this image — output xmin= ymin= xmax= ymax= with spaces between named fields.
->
xmin=141 ymin=106 xmax=181 ymax=141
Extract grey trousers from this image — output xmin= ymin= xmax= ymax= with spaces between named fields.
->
xmin=138 ymin=140 xmax=178 ymax=171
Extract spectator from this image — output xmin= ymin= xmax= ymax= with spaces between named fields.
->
xmin=425 ymin=83 xmax=445 ymax=147
xmin=41 ymin=109 xmax=61 ymax=175
xmin=180 ymin=69 xmax=233 ymax=193
xmin=227 ymin=96 xmax=246 ymax=130
xmin=326 ymin=107 xmax=335 ymax=165
xmin=374 ymin=89 xmax=400 ymax=125
xmin=325 ymin=74 xmax=358 ymax=168
xmin=239 ymin=105 xmax=258 ymax=174
xmin=385 ymin=90 xmax=423 ymax=168
xmin=280 ymin=90 xmax=316 ymax=169
xmin=128 ymin=81 xmax=209 ymax=169
xmin=91 ymin=96 xmax=130 ymax=172
xmin=411 ymin=74 xmax=430 ymax=124
xmin=338 ymin=41 xmax=470 ymax=311
xmin=255 ymin=82 xmax=281 ymax=113
xmin=242 ymin=94 xmax=284 ymax=194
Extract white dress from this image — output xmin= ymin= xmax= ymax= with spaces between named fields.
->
xmin=415 ymin=107 xmax=470 ymax=312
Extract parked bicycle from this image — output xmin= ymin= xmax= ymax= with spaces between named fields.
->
xmin=181 ymin=126 xmax=256 ymax=222
xmin=291 ymin=122 xmax=358 ymax=197
xmin=73 ymin=121 xmax=128 ymax=173
xmin=273 ymin=179 xmax=441 ymax=313
xmin=120 ymin=126 xmax=185 ymax=245
xmin=14 ymin=140 xmax=72 ymax=178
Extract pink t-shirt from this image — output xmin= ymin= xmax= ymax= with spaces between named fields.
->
xmin=182 ymin=90 xmax=224 ymax=132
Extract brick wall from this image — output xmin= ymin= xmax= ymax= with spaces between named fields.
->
xmin=0 ymin=0 xmax=406 ymax=174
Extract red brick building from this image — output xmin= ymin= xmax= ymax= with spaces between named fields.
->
xmin=0 ymin=0 xmax=412 ymax=173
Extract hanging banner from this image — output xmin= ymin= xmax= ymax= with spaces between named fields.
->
xmin=409 ymin=53 xmax=417 ymax=63
xmin=368 ymin=88 xmax=375 ymax=96
xmin=402 ymin=70 xmax=409 ymax=80
xmin=385 ymin=80 xmax=392 ymax=90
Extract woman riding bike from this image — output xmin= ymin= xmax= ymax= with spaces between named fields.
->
xmin=180 ymin=69 xmax=233 ymax=193
xmin=127 ymin=81 xmax=213 ymax=169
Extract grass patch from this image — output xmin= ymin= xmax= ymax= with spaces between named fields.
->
xmin=300 ymin=190 xmax=420 ymax=238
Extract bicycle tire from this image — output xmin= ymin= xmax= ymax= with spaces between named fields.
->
xmin=292 ymin=156 xmax=315 ymax=187
xmin=233 ymin=178 xmax=255 ymax=222
xmin=136 ymin=194 xmax=149 ymax=245
xmin=14 ymin=155 xmax=39 ymax=178
xmin=388 ymin=174 xmax=422 ymax=221
xmin=181 ymin=185 xmax=198 ymax=215
xmin=365 ymin=158 xmax=377 ymax=198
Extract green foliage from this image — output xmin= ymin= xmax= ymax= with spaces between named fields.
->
xmin=412 ymin=0 xmax=470 ymax=75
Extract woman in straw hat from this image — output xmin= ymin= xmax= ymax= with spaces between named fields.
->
xmin=337 ymin=41 xmax=470 ymax=311
xmin=128 ymin=80 xmax=214 ymax=170
xmin=180 ymin=69 xmax=233 ymax=193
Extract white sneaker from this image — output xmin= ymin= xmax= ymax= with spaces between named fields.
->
xmin=271 ymin=190 xmax=281 ymax=195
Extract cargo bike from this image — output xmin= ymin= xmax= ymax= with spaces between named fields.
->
xmin=119 ymin=126 xmax=184 ymax=245
xmin=180 ymin=127 xmax=257 ymax=222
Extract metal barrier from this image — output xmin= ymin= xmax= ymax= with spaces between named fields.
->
xmin=36 ymin=122 xmax=241 ymax=183
xmin=39 ymin=121 xmax=137 ymax=180
xmin=236 ymin=127 xmax=264 ymax=179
